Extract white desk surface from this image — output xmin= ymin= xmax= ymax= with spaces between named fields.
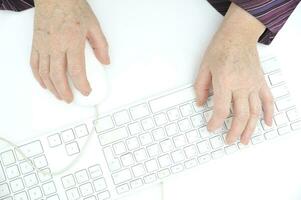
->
xmin=0 ymin=0 xmax=301 ymax=199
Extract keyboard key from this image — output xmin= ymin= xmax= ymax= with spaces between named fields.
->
xmin=98 ymin=127 xmax=128 ymax=146
xmin=144 ymin=174 xmax=157 ymax=184
xmin=126 ymin=137 xmax=140 ymax=150
xmin=10 ymin=178 xmax=24 ymax=192
xmin=224 ymin=117 xmax=233 ymax=130
xmin=130 ymin=103 xmax=150 ymax=120
xmin=198 ymin=154 xmax=211 ymax=164
xmin=95 ymin=116 xmax=114 ymax=133
xmin=271 ymin=85 xmax=289 ymax=98
xmin=210 ymin=136 xmax=224 ymax=149
xmin=116 ymin=184 xmax=130 ymax=194
xmin=132 ymin=164 xmax=146 ymax=177
xmin=197 ymin=140 xmax=211 ymax=154
xmin=130 ymin=179 xmax=143 ymax=189
xmin=145 ymin=159 xmax=158 ymax=172
xmin=265 ymin=130 xmax=278 ymax=140
xmin=1 ymin=150 xmax=16 ymax=166
xmin=113 ymin=110 xmax=131 ymax=126
xmin=141 ymin=118 xmax=155 ymax=131
xmin=79 ymin=183 xmax=93 ymax=197
xmin=19 ymin=161 xmax=34 ymax=175
xmin=93 ymin=178 xmax=107 ymax=192
xmin=0 ymin=163 xmax=5 ymax=182
xmin=88 ymin=165 xmax=102 ymax=179
xmin=275 ymin=97 xmax=294 ymax=111
xmin=6 ymin=165 xmax=20 ymax=179
xmin=61 ymin=129 xmax=75 ymax=143
xmin=278 ymin=126 xmax=290 ymax=135
xmin=186 ymin=130 xmax=201 ymax=143
xmin=157 ymin=169 xmax=170 ymax=179
xmin=97 ymin=191 xmax=110 ymax=200
xmin=184 ymin=145 xmax=198 ymax=158
xmin=154 ymin=113 xmax=168 ymax=126
xmin=47 ymin=195 xmax=60 ymax=200
xmin=198 ymin=126 xmax=210 ymax=138
xmin=152 ymin=128 xmax=166 ymax=141
xmin=178 ymin=119 xmax=192 ymax=132
xmin=192 ymin=101 xmax=206 ymax=112
xmin=180 ymin=104 xmax=193 ymax=117
xmin=128 ymin=122 xmax=142 ymax=135
xmin=268 ymin=72 xmax=284 ymax=85
xmin=139 ymin=133 xmax=153 ymax=146
xmin=274 ymin=113 xmax=289 ymax=126
xmin=211 ymin=149 xmax=225 ymax=159
xmin=191 ymin=114 xmax=205 ymax=128
xmin=203 ymin=110 xmax=213 ymax=123
xmin=252 ymin=135 xmax=265 ymax=144
xmin=149 ymin=87 xmax=195 ymax=113
xmin=112 ymin=169 xmax=132 ymax=185
xmin=16 ymin=141 xmax=43 ymax=160
xmin=120 ymin=153 xmax=134 ymax=167
xmin=42 ymin=181 xmax=56 ymax=196
xmin=165 ymin=123 xmax=179 ymax=136
xmin=62 ymin=175 xmax=76 ymax=189
xmin=75 ymin=125 xmax=89 ymax=138
xmin=0 ymin=183 xmax=10 ymax=198
xmin=173 ymin=135 xmax=187 ymax=148
xmin=75 ymin=169 xmax=89 ymax=184
xmin=84 ymin=196 xmax=96 ymax=200
xmin=291 ymin=121 xmax=301 ymax=131
xmin=33 ymin=155 xmax=48 ymax=168
xmin=66 ymin=188 xmax=80 ymax=200
xmin=24 ymin=173 xmax=38 ymax=187
xmin=206 ymin=96 xmax=214 ymax=108
xmin=103 ymin=148 xmax=121 ymax=171
xmin=167 ymin=108 xmax=180 ymax=121
xmin=225 ymin=144 xmax=238 ymax=154
xmin=14 ymin=191 xmax=28 ymax=200
xmin=160 ymin=139 xmax=174 ymax=153
xmin=37 ymin=168 xmax=52 ymax=182
xmin=65 ymin=142 xmax=80 ymax=156
xmin=158 ymin=154 xmax=172 ymax=168
xmin=171 ymin=150 xmax=185 ymax=163
xmin=287 ymin=108 xmax=300 ymax=121
xmin=113 ymin=142 xmax=127 ymax=155
xmin=47 ymin=134 xmax=62 ymax=147
xmin=184 ymin=159 xmax=198 ymax=169
xmin=147 ymin=144 xmax=160 ymax=157
xmin=28 ymin=186 xmax=43 ymax=200
xmin=171 ymin=164 xmax=184 ymax=174
xmin=262 ymin=58 xmax=279 ymax=73
xmin=134 ymin=149 xmax=148 ymax=162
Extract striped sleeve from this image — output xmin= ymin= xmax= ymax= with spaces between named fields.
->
xmin=0 ymin=0 xmax=34 ymax=11
xmin=207 ymin=0 xmax=300 ymax=44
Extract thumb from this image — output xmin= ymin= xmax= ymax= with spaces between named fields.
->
xmin=87 ymin=24 xmax=110 ymax=65
xmin=194 ymin=65 xmax=212 ymax=106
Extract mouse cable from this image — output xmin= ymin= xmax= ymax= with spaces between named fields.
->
xmin=0 ymin=105 xmax=100 ymax=176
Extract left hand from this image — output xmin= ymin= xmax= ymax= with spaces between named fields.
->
xmin=194 ymin=3 xmax=274 ymax=145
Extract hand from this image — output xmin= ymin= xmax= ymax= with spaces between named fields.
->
xmin=194 ymin=3 xmax=274 ymax=145
xmin=30 ymin=0 xmax=110 ymax=103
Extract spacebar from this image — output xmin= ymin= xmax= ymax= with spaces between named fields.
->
xmin=149 ymin=86 xmax=196 ymax=113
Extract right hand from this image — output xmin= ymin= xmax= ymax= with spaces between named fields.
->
xmin=30 ymin=0 xmax=110 ymax=103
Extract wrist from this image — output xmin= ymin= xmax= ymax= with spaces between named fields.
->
xmin=219 ymin=3 xmax=266 ymax=43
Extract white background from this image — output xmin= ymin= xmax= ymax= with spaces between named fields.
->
xmin=0 ymin=0 xmax=301 ymax=199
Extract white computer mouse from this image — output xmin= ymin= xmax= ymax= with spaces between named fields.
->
xmin=70 ymin=44 xmax=109 ymax=107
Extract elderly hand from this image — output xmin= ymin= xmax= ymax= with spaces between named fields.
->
xmin=194 ymin=3 xmax=274 ymax=145
xmin=30 ymin=0 xmax=110 ymax=103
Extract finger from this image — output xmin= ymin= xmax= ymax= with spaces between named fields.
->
xmin=259 ymin=83 xmax=274 ymax=126
xmin=30 ymin=49 xmax=46 ymax=89
xmin=226 ymin=91 xmax=249 ymax=144
xmin=67 ymin=43 xmax=91 ymax=96
xmin=87 ymin=24 xmax=110 ymax=65
xmin=39 ymin=53 xmax=62 ymax=100
xmin=194 ymin=65 xmax=211 ymax=106
xmin=240 ymin=92 xmax=261 ymax=145
xmin=207 ymin=88 xmax=231 ymax=132
xmin=50 ymin=53 xmax=73 ymax=103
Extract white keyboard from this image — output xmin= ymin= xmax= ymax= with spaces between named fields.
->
xmin=1 ymin=57 xmax=301 ymax=200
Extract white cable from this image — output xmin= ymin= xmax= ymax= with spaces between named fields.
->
xmin=0 ymin=105 xmax=100 ymax=176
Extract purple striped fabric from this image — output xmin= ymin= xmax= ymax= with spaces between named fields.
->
xmin=208 ymin=0 xmax=300 ymax=44
xmin=0 ymin=0 xmax=34 ymax=11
